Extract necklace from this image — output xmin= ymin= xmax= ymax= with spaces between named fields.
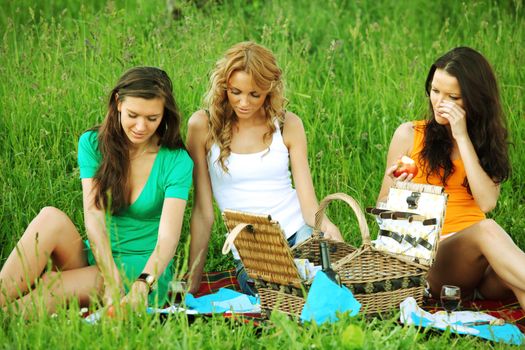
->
xmin=130 ymin=144 xmax=151 ymax=160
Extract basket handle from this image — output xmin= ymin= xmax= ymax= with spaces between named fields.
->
xmin=221 ymin=223 xmax=252 ymax=255
xmin=315 ymin=192 xmax=371 ymax=245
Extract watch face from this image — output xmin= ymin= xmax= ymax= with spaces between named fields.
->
xmin=145 ymin=275 xmax=155 ymax=285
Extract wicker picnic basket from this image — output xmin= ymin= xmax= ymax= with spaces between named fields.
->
xmin=222 ymin=182 xmax=447 ymax=317
xmin=328 ymin=186 xmax=446 ymax=314
xmin=291 ymin=230 xmax=356 ymax=266
xmin=221 ymin=210 xmax=305 ymax=317
xmin=221 ymin=195 xmax=363 ymax=318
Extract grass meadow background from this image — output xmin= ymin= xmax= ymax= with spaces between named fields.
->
xmin=0 ymin=0 xmax=524 ymax=348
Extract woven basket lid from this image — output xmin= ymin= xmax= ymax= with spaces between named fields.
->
xmin=222 ymin=210 xmax=302 ymax=288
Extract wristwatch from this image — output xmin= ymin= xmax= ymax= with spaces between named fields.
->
xmin=136 ymin=273 xmax=156 ymax=294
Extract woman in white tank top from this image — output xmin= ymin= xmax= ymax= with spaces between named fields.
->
xmin=186 ymin=42 xmax=343 ymax=294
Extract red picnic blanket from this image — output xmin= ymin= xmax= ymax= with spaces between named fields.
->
xmin=196 ymin=269 xmax=525 ymax=333
xmin=194 ymin=268 xmax=241 ymax=297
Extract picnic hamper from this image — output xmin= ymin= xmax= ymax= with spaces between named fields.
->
xmin=222 ymin=181 xmax=447 ymax=317
xmin=220 ymin=195 xmax=362 ymax=318
xmin=292 ymin=228 xmax=356 ymax=266
xmin=331 ymin=182 xmax=447 ymax=314
xmin=221 ymin=213 xmax=345 ymax=317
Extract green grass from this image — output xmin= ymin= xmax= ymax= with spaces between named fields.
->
xmin=0 ymin=0 xmax=524 ymax=348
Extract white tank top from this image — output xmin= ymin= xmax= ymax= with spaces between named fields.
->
xmin=208 ymin=121 xmax=304 ymax=238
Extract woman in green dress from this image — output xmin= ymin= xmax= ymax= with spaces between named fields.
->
xmin=0 ymin=67 xmax=193 ymax=314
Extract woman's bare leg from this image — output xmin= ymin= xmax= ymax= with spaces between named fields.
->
xmin=428 ymin=219 xmax=525 ymax=309
xmin=477 ymin=266 xmax=515 ymax=300
xmin=7 ymin=266 xmax=103 ymax=316
xmin=0 ymin=207 xmax=88 ymax=305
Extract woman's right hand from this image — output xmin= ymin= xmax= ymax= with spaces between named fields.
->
xmin=385 ymin=163 xmax=415 ymax=182
xmin=377 ymin=122 xmax=416 ymax=204
xmin=102 ymin=277 xmax=124 ymax=306
xmin=102 ymin=286 xmax=115 ymax=306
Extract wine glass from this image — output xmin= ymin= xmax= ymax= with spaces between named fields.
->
xmin=440 ymin=285 xmax=461 ymax=322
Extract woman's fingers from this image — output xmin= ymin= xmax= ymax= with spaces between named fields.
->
xmin=438 ymin=101 xmax=465 ymax=121
xmin=438 ymin=101 xmax=468 ymax=140
xmin=386 ymin=164 xmax=398 ymax=178
xmin=324 ymin=231 xmax=344 ymax=242
xmin=388 ymin=168 xmax=413 ymax=182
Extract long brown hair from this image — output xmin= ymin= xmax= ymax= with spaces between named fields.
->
xmin=421 ymin=47 xmax=510 ymax=188
xmin=93 ymin=66 xmax=185 ymax=214
xmin=205 ymin=41 xmax=286 ymax=172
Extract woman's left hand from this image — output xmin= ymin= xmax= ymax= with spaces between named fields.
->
xmin=437 ymin=101 xmax=468 ymax=141
xmin=120 ymin=281 xmax=149 ymax=309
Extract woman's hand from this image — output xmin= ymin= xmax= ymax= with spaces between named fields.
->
xmin=385 ymin=163 xmax=415 ymax=182
xmin=102 ymin=285 xmax=116 ymax=306
xmin=102 ymin=275 xmax=124 ymax=306
xmin=321 ymin=221 xmax=344 ymax=242
xmin=120 ymin=281 xmax=149 ymax=309
xmin=437 ymin=101 xmax=468 ymax=141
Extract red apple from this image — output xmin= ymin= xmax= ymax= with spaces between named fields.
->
xmin=393 ymin=156 xmax=418 ymax=178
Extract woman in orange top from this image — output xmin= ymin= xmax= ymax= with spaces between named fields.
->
xmin=378 ymin=47 xmax=525 ymax=309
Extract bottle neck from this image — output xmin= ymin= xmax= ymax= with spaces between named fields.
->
xmin=320 ymin=242 xmax=332 ymax=270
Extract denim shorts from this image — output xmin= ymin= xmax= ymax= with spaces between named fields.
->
xmin=287 ymin=225 xmax=314 ymax=247
xmin=235 ymin=224 xmax=313 ymax=296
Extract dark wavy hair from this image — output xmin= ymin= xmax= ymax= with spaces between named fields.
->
xmin=93 ymin=66 xmax=185 ymax=214
xmin=421 ymin=47 xmax=510 ymax=188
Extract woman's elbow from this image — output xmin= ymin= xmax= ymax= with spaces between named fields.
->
xmin=191 ymin=207 xmax=215 ymax=230
xmin=201 ymin=214 xmax=215 ymax=230
xmin=84 ymin=220 xmax=103 ymax=239
xmin=478 ymin=199 xmax=497 ymax=213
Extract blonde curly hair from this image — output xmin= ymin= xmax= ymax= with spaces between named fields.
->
xmin=205 ymin=41 xmax=286 ymax=172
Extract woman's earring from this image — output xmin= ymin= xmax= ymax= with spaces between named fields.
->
xmin=118 ymin=112 xmax=121 ymax=124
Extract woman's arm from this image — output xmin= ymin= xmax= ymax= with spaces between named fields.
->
xmin=438 ymin=101 xmax=500 ymax=212
xmin=283 ymin=112 xmax=343 ymax=241
xmin=186 ymin=110 xmax=215 ymax=294
xmin=122 ymin=197 xmax=188 ymax=306
xmin=81 ymin=178 xmax=123 ymax=303
xmin=457 ymin=138 xmax=500 ymax=212
xmin=377 ymin=122 xmax=415 ymax=203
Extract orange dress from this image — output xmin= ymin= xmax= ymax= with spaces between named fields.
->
xmin=409 ymin=120 xmax=485 ymax=236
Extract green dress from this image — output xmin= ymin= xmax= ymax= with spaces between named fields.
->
xmin=77 ymin=130 xmax=193 ymax=305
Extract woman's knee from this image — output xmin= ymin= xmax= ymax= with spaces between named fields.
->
xmin=38 ymin=206 xmax=66 ymax=220
xmin=474 ymin=219 xmax=507 ymax=241
xmin=30 ymin=207 xmax=74 ymax=243
xmin=36 ymin=207 xmax=72 ymax=228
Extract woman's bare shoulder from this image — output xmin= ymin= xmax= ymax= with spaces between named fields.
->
xmin=188 ymin=110 xmax=210 ymax=132
xmin=282 ymin=111 xmax=303 ymax=128
xmin=393 ymin=121 xmax=416 ymax=142
xmin=388 ymin=121 xmax=418 ymax=156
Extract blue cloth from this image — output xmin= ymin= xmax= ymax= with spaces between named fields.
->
xmin=400 ymin=298 xmax=524 ymax=346
xmin=409 ymin=312 xmax=524 ymax=345
xmin=300 ymin=271 xmax=361 ymax=324
xmin=184 ymin=288 xmax=259 ymax=314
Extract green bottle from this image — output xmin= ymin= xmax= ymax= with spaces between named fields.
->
xmin=319 ymin=241 xmax=341 ymax=286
